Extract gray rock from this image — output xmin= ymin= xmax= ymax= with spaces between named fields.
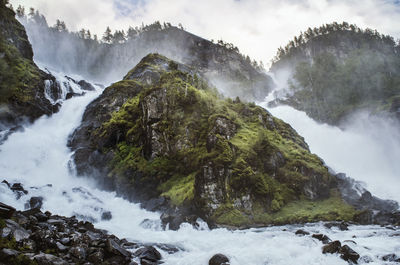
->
xmin=33 ymin=253 xmax=69 ymax=265
xmin=209 ymin=253 xmax=230 ymax=265
xmin=13 ymin=227 xmax=30 ymax=242
xmin=106 ymin=238 xmax=131 ymax=257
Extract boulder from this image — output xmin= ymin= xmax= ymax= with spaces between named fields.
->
xmin=339 ymin=245 xmax=360 ymax=263
xmin=295 ymin=229 xmax=310 ymax=236
xmin=312 ymin=234 xmax=331 ymax=244
xmin=101 ymin=211 xmax=112 ymax=221
xmin=29 ymin=196 xmax=44 ymax=209
xmin=382 ymin=254 xmax=400 ymax=262
xmin=209 ymin=253 xmax=230 ymax=265
xmin=106 ymin=238 xmax=131 ymax=257
xmin=322 ymin=240 xmax=341 ymax=254
xmin=0 ymin=202 xmax=15 ymax=218
xmin=33 ymin=253 xmax=69 ymax=265
xmin=0 ymin=248 xmax=19 ymax=260
xmin=134 ymin=246 xmax=161 ymax=263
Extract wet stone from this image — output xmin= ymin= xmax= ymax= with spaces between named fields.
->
xmin=209 ymin=253 xmax=230 ymax=265
xmin=295 ymin=229 xmax=310 ymax=236
xmin=322 ymin=240 xmax=341 ymax=254
xmin=312 ymin=234 xmax=331 ymax=244
xmin=339 ymin=245 xmax=360 ymax=263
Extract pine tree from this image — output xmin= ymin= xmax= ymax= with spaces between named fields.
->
xmin=102 ymin=26 xmax=113 ymax=43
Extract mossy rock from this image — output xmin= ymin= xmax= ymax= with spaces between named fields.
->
xmin=0 ymin=3 xmax=55 ymax=128
xmin=71 ymin=53 xmax=356 ymax=227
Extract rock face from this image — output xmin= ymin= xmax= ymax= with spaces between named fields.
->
xmin=270 ymin=22 xmax=400 ymax=125
xmin=0 ymin=3 xmax=55 ymax=130
xmin=70 ymin=53 xmax=358 ymax=228
xmin=0 ymin=201 xmax=164 ymax=265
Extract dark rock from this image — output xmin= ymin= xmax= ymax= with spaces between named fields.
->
xmin=322 ymin=240 xmax=341 ymax=254
xmin=134 ymin=246 xmax=161 ymax=262
xmin=106 ymin=238 xmax=131 ymax=257
xmin=141 ymin=259 xmax=159 ymax=265
xmin=339 ymin=222 xmax=349 ymax=231
xmin=382 ymin=254 xmax=400 ymax=262
xmin=10 ymin=183 xmax=28 ymax=193
xmin=1 ymin=180 xmax=10 ymax=188
xmin=312 ymin=234 xmax=331 ymax=244
xmin=295 ymin=229 xmax=310 ymax=236
xmin=0 ymin=248 xmax=19 ymax=260
xmin=339 ymin=245 xmax=360 ymax=263
xmin=88 ymin=249 xmax=104 ymax=263
xmin=343 ymin=240 xmax=357 ymax=245
xmin=33 ymin=253 xmax=69 ymax=265
xmin=0 ymin=202 xmax=15 ymax=218
xmin=65 ymin=92 xmax=82 ymax=99
xmin=155 ymin=243 xmax=182 ymax=254
xmin=101 ymin=211 xmax=112 ymax=221
xmin=69 ymin=246 xmax=87 ymax=261
xmin=359 ymin=255 xmax=373 ymax=263
xmin=29 ymin=196 xmax=44 ymax=209
xmin=209 ymin=253 xmax=230 ymax=265
xmin=56 ymin=242 xmax=68 ymax=251
xmin=142 ymin=197 xmax=167 ymax=212
xmin=78 ymin=80 xmax=96 ymax=91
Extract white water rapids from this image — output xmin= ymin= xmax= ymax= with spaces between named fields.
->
xmin=0 ymin=67 xmax=399 ymax=265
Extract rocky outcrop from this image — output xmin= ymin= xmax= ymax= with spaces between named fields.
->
xmin=69 ymin=53 xmax=360 ymax=228
xmin=0 ymin=201 xmax=164 ymax=265
xmin=336 ymin=173 xmax=400 ymax=225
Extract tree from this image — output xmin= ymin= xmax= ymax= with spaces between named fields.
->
xmin=16 ymin=5 xmax=25 ymax=17
xmin=102 ymin=26 xmax=113 ymax=43
xmin=85 ymin=30 xmax=91 ymax=40
xmin=113 ymin=30 xmax=126 ymax=44
xmin=54 ymin=19 xmax=67 ymax=32
xmin=78 ymin=28 xmax=86 ymax=39
xmin=127 ymin=26 xmax=137 ymax=40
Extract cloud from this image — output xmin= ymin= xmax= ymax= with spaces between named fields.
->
xmin=9 ymin=0 xmax=400 ymax=67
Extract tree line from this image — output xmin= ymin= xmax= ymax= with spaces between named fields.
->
xmin=272 ymin=21 xmax=400 ymax=63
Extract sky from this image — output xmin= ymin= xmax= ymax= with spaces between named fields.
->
xmin=9 ymin=0 xmax=400 ymax=67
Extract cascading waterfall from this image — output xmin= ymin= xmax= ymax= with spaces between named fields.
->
xmin=0 ymin=65 xmax=399 ymax=265
xmin=259 ymin=74 xmax=400 ymax=203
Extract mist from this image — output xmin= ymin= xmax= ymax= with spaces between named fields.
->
xmin=9 ymin=0 xmax=400 ymax=67
xmin=259 ymin=101 xmax=400 ymax=203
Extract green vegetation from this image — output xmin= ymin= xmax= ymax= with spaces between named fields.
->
xmin=271 ymin=22 xmax=400 ymax=124
xmin=0 ymin=36 xmax=41 ymax=103
xmin=90 ymin=54 xmax=355 ymax=226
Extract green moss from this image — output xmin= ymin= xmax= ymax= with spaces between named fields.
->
xmin=0 ymin=35 xmax=41 ymax=104
xmin=212 ymin=204 xmax=251 ymax=227
xmin=0 ymin=217 xmax=6 ymax=229
xmin=253 ymin=191 xmax=357 ymax=225
xmin=160 ymin=172 xmax=196 ymax=205
xmin=0 ymin=236 xmax=17 ymax=249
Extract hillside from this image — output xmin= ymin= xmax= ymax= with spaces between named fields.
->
xmin=68 ymin=53 xmax=366 ymax=228
xmin=270 ymin=22 xmax=400 ymax=125
xmin=18 ymin=9 xmax=274 ymax=101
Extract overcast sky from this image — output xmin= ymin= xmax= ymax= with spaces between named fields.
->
xmin=9 ymin=0 xmax=400 ymax=67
